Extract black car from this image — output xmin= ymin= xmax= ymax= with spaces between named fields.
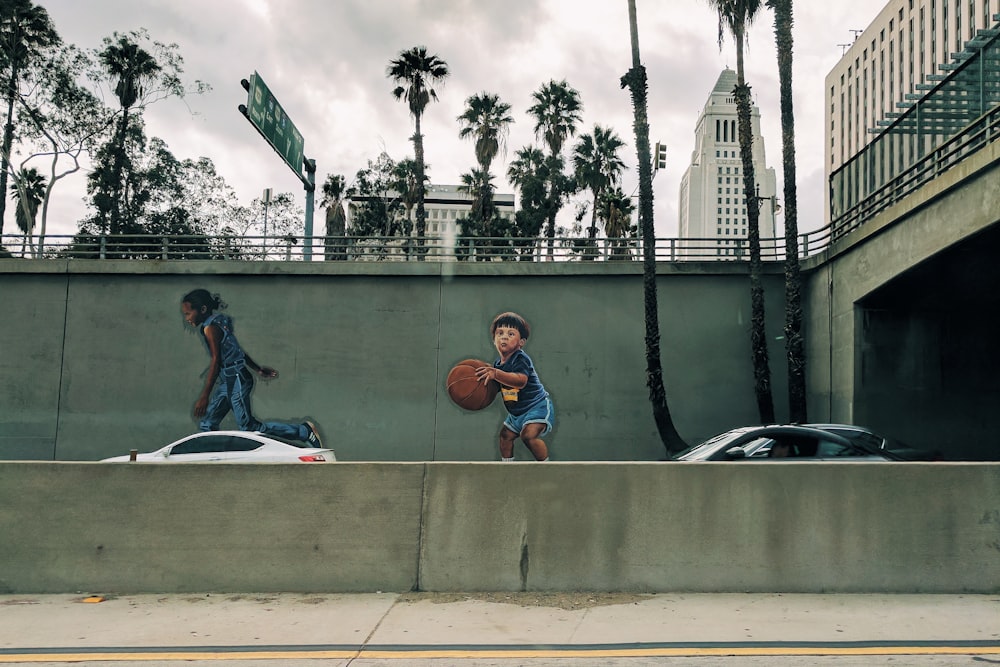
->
xmin=672 ymin=424 xmax=915 ymax=461
xmin=803 ymin=423 xmax=943 ymax=460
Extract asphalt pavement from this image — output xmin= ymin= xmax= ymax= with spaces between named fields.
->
xmin=1 ymin=591 xmax=998 ymax=665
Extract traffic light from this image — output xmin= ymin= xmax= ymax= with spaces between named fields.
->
xmin=654 ymin=142 xmax=667 ymax=171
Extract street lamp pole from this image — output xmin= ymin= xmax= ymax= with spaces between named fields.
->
xmin=303 ymin=158 xmax=316 ymax=261
xmin=261 ymin=187 xmax=272 ymax=259
xmin=755 ymin=183 xmax=782 ymax=257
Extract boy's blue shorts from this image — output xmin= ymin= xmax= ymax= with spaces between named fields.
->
xmin=503 ymin=397 xmax=554 ymax=437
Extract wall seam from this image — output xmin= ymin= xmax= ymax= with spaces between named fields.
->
xmin=414 ymin=462 xmax=429 ymax=592
xmin=53 ymin=270 xmax=70 ymax=460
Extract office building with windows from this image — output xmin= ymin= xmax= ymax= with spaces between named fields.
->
xmin=824 ymin=0 xmax=998 ymax=224
xmin=678 ymin=69 xmax=778 ymax=259
xmin=344 ymin=184 xmax=515 ymax=259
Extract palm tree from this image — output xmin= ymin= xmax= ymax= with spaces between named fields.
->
xmin=507 ymin=145 xmax=546 ymax=190
xmin=320 ymin=173 xmax=347 ymax=260
xmin=623 ymin=0 xmax=686 ymax=455
xmin=98 ymin=33 xmax=161 ymax=235
xmin=387 ymin=46 xmax=449 ymax=260
xmin=573 ymin=124 xmax=626 ymax=241
xmin=506 ymin=145 xmax=548 ymax=258
xmin=391 ymin=157 xmax=427 ymax=260
xmin=458 ymin=168 xmax=502 ymax=260
xmin=0 ymin=0 xmax=58 ymax=237
xmin=458 ymin=167 xmax=496 ymax=228
xmin=600 ymin=186 xmax=636 ymax=260
xmin=457 ymin=92 xmax=514 ymax=173
xmin=390 ymin=158 xmax=423 ymax=234
xmin=9 ymin=165 xmax=45 ymax=255
xmin=767 ymin=0 xmax=807 ymax=422
xmin=707 ymin=0 xmax=775 ymax=424
xmin=527 ymin=79 xmax=582 ymax=259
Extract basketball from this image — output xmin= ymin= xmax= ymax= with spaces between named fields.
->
xmin=446 ymin=359 xmax=499 ymax=411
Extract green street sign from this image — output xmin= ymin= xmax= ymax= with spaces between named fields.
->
xmin=244 ymin=71 xmax=305 ymax=176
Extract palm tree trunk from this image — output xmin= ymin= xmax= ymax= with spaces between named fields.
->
xmin=624 ymin=0 xmax=686 ymax=456
xmin=589 ymin=191 xmax=600 ymax=239
xmin=412 ymin=114 xmax=426 ymax=261
xmin=773 ymin=0 xmax=807 ymax=422
xmin=109 ymin=108 xmax=130 ymax=236
xmin=734 ymin=34 xmax=775 ymax=425
xmin=0 ymin=64 xmax=19 ymax=238
xmin=545 ymin=158 xmax=557 ymax=260
xmin=405 ymin=202 xmax=416 ymax=260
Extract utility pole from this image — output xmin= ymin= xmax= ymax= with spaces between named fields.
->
xmin=261 ymin=187 xmax=272 ymax=259
xmin=303 ymin=158 xmax=316 ymax=261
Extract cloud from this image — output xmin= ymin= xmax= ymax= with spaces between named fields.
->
xmin=19 ymin=0 xmax=875 ymax=240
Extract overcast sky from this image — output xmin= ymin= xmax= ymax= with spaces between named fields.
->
xmin=27 ymin=0 xmax=882 ymax=239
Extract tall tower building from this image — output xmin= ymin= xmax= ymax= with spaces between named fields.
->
xmin=678 ymin=69 xmax=777 ymax=259
xmin=824 ymin=0 xmax=998 ymax=223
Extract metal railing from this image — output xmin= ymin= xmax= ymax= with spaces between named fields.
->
xmin=831 ymin=101 xmax=1000 ymax=241
xmin=1 ymin=229 xmax=835 ymax=263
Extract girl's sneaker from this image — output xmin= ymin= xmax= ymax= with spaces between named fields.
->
xmin=303 ymin=420 xmax=324 ymax=448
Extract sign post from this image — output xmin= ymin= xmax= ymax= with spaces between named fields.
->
xmin=238 ymin=72 xmax=315 ymax=260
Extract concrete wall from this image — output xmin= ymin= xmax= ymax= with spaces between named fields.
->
xmin=1 ymin=461 xmax=997 ymax=594
xmin=0 ymin=260 xmax=790 ymax=462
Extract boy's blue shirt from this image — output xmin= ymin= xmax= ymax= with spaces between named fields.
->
xmin=494 ymin=349 xmax=548 ymax=416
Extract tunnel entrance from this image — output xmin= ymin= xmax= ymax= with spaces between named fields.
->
xmin=855 ymin=224 xmax=1000 ymax=460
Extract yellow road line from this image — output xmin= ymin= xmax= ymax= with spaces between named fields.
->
xmin=1 ymin=645 xmax=999 ymax=662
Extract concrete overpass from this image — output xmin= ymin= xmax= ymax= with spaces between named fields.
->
xmin=804 ymin=134 xmax=1000 ymax=460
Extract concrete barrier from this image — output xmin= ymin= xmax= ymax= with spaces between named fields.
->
xmin=2 ymin=462 xmax=997 ymax=594
xmin=0 ymin=462 xmax=425 ymax=594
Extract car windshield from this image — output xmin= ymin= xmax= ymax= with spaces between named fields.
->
xmin=815 ymin=426 xmax=883 ymax=450
xmin=816 ymin=433 xmax=889 ymax=458
xmin=673 ymin=428 xmax=757 ymax=460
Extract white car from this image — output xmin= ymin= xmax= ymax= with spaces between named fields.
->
xmin=101 ymin=430 xmax=336 ymax=463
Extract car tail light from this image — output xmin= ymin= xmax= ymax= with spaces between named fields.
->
xmin=298 ymin=454 xmax=327 ymax=462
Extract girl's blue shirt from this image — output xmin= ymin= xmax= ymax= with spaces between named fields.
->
xmin=202 ymin=313 xmax=246 ymax=370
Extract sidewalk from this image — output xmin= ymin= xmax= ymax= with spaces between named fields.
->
xmin=1 ymin=592 xmax=998 ymax=661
